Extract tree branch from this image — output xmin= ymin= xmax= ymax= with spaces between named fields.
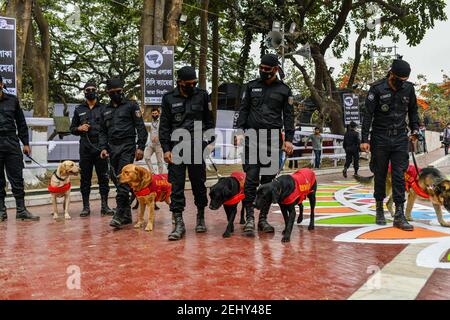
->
xmin=319 ymin=0 xmax=352 ymax=54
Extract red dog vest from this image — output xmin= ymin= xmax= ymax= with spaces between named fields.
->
xmin=281 ymin=169 xmax=316 ymax=205
xmin=48 ymin=183 xmax=71 ymax=194
xmin=134 ymin=174 xmax=171 ymax=202
xmin=388 ymin=164 xmax=429 ymax=199
xmin=223 ymin=172 xmax=246 ymax=205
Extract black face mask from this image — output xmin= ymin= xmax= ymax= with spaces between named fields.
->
xmin=152 ymin=115 xmax=159 ymax=120
xmin=109 ymin=92 xmax=123 ymax=104
xmin=259 ymin=70 xmax=275 ymax=81
xmin=182 ymin=85 xmax=195 ymax=96
xmin=85 ymin=92 xmax=97 ymax=101
xmin=393 ymin=78 xmax=405 ymax=89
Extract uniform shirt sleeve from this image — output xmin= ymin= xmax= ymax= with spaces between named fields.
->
xmin=132 ymin=103 xmax=148 ymax=150
xmin=282 ymin=88 xmax=295 ymax=142
xmin=14 ymin=97 xmax=29 ymax=145
xmin=99 ymin=110 xmax=108 ymax=151
xmin=408 ymin=88 xmax=419 ymax=133
xmin=361 ymin=87 xmax=378 ymax=143
xmin=159 ymin=95 xmax=172 ymax=153
xmin=70 ymin=109 xmax=81 ymax=136
xmin=236 ymin=84 xmax=250 ymax=131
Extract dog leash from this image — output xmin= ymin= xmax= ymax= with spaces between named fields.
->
xmin=275 ymin=151 xmax=287 ymax=178
xmin=207 ymin=152 xmax=222 ymax=178
xmin=410 ymin=138 xmax=420 ymax=175
xmin=25 ymin=154 xmax=48 ymax=169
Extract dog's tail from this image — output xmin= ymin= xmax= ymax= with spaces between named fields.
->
xmin=353 ymin=174 xmax=375 ymax=186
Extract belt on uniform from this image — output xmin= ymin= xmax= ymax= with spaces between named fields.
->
xmin=374 ymin=128 xmax=407 ymax=136
xmin=109 ymin=137 xmax=136 ymax=145
xmin=0 ymin=131 xmax=17 ymax=137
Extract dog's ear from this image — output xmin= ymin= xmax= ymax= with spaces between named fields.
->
xmin=271 ymin=185 xmax=281 ymax=204
xmin=135 ymin=166 xmax=152 ymax=190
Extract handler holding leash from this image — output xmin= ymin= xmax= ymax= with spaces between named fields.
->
xmin=0 ymin=75 xmax=39 ymax=222
xmin=236 ymin=54 xmax=295 ymax=236
xmin=361 ymin=59 xmax=419 ymax=230
xmin=70 ymin=80 xmax=114 ymax=217
xmin=99 ymin=78 xmax=148 ymax=229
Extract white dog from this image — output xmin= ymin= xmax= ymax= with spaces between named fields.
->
xmin=48 ymin=161 xmax=80 ymax=220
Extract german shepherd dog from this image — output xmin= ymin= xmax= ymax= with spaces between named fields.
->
xmin=355 ymin=166 xmax=450 ymax=227
xmin=254 ymin=169 xmax=317 ymax=242
xmin=209 ymin=176 xmax=246 ymax=238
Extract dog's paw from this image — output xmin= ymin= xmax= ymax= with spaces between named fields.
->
xmin=134 ymin=222 xmax=144 ymax=229
xmin=64 ymin=214 xmax=71 ymax=220
xmin=222 ymin=231 xmax=231 ymax=238
xmin=281 ymin=236 xmax=291 ymax=243
xmin=52 ymin=214 xmax=58 ymax=220
xmin=144 ymin=225 xmax=153 ymax=232
xmin=439 ymin=222 xmax=450 ymax=228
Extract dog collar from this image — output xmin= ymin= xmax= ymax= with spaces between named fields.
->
xmin=53 ymin=170 xmax=65 ymax=181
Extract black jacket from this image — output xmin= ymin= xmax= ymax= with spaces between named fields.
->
xmin=159 ymin=87 xmax=215 ymax=153
xmin=70 ymin=101 xmax=105 ymax=141
xmin=362 ymin=78 xmax=419 ymax=143
xmin=236 ymin=78 xmax=295 ymax=142
xmin=343 ymin=129 xmax=360 ymax=152
xmin=99 ymin=99 xmax=148 ymax=151
xmin=0 ymin=92 xmax=29 ymax=145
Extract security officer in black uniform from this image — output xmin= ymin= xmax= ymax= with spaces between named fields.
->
xmin=0 ymin=75 xmax=39 ymax=221
xmin=99 ymin=78 xmax=148 ymax=229
xmin=70 ymin=81 xmax=114 ymax=217
xmin=159 ymin=66 xmax=215 ymax=241
xmin=361 ymin=59 xmax=419 ymax=231
xmin=236 ymin=54 xmax=295 ymax=236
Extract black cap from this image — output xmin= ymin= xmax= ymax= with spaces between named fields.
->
xmin=349 ymin=121 xmax=357 ymax=128
xmin=106 ymin=78 xmax=124 ymax=91
xmin=391 ymin=59 xmax=411 ymax=78
xmin=83 ymin=80 xmax=97 ymax=90
xmin=177 ymin=66 xmax=197 ymax=81
xmin=261 ymin=54 xmax=280 ymax=67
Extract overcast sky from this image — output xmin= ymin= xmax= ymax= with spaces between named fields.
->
xmin=248 ymin=3 xmax=449 ymax=85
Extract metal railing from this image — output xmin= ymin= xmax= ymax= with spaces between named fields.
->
xmin=23 ymin=118 xmax=345 ymax=169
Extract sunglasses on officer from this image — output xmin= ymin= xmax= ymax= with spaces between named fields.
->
xmin=259 ymin=65 xmax=275 ymax=72
xmin=84 ymin=87 xmax=97 ymax=93
xmin=179 ymin=80 xmax=198 ymax=87
xmin=107 ymin=88 xmax=124 ymax=94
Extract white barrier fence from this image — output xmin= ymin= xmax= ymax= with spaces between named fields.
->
xmin=23 ymin=118 xmax=346 ymax=169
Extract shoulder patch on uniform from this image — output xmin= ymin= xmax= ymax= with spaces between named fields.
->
xmin=367 ymin=92 xmax=375 ymax=101
xmin=172 ymin=102 xmax=183 ymax=107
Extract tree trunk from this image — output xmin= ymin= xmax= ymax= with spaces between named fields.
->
xmin=164 ymin=0 xmax=183 ymax=45
xmin=26 ymin=1 xmax=50 ymax=119
xmin=5 ymin=0 xmax=33 ymax=99
xmin=211 ymin=13 xmax=219 ymax=123
xmin=198 ymin=0 xmax=209 ymax=89
xmin=139 ymin=0 xmax=155 ymax=117
xmin=154 ymin=0 xmax=165 ymax=45
xmin=347 ymin=28 xmax=367 ymax=89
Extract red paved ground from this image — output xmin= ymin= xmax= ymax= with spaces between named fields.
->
xmin=417 ymin=269 xmax=450 ymax=300
xmin=0 ymin=194 xmax=405 ymax=300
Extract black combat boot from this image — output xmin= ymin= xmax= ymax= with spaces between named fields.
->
xmin=375 ymin=200 xmax=386 ymax=225
xmin=15 ymin=197 xmax=40 ymax=221
xmin=393 ymin=203 xmax=414 ymax=231
xmin=342 ymin=167 xmax=348 ymax=178
xmin=0 ymin=198 xmax=7 ymax=222
xmin=122 ymin=207 xmax=132 ymax=225
xmin=168 ymin=211 xmax=186 ymax=241
xmin=258 ymin=207 xmax=274 ymax=233
xmin=100 ymin=194 xmax=115 ymax=216
xmin=243 ymin=205 xmax=255 ymax=237
xmin=195 ymin=207 xmax=207 ymax=233
xmin=110 ymin=207 xmax=125 ymax=228
xmin=80 ymin=194 xmax=91 ymax=217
